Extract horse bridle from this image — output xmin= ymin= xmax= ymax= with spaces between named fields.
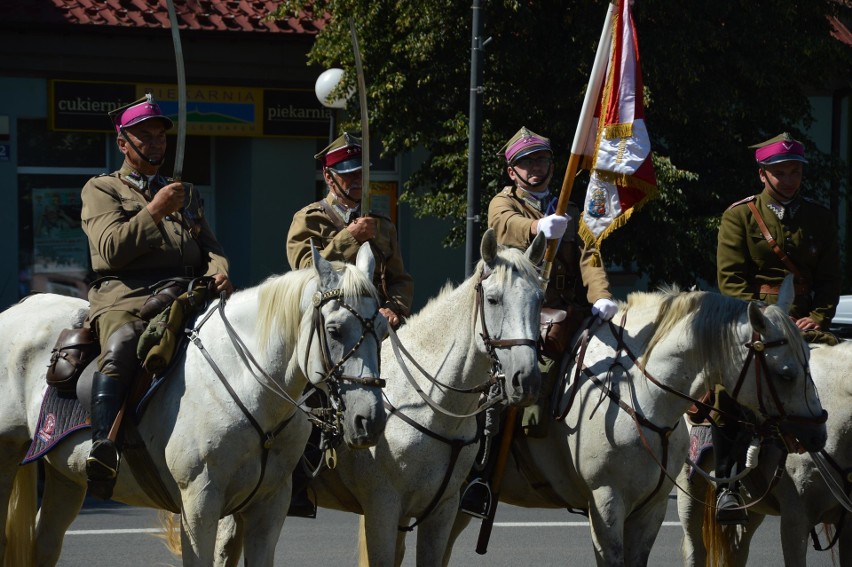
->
xmin=384 ymin=268 xmax=539 ymax=533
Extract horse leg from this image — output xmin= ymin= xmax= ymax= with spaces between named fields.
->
xmin=357 ymin=515 xmax=405 ymax=567
xmin=178 ymin=483 xmax=225 ymax=566
xmin=34 ymin=463 xmax=86 ymax=565
xmin=677 ymin=462 xmax=708 ymax=567
xmin=413 ymin=499 xmax=459 ymax=567
xmin=213 ymin=515 xmax=244 ymax=567
xmin=3 ymin=461 xmax=37 ymax=567
xmin=443 ymin=511 xmax=473 ymax=567
xmin=359 ymin=503 xmax=404 ymax=567
xmin=838 ymin=517 xmax=852 ymax=566
xmin=239 ymin=488 xmax=290 ymax=567
xmin=588 ymin=487 xmax=627 ymax=566
xmin=623 ymin=497 xmax=668 ymax=566
xmin=777 ymin=510 xmax=810 ymax=567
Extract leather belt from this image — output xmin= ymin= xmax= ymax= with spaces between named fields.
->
xmin=759 ymin=283 xmax=810 ymax=296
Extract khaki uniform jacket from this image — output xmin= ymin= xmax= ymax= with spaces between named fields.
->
xmin=488 ymin=186 xmax=612 ymax=309
xmin=81 ymin=165 xmax=229 ymax=321
xmin=286 ymin=193 xmax=414 ymax=316
xmin=717 ymin=190 xmax=841 ymax=328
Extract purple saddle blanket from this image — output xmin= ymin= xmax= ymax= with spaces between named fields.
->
xmin=22 ymin=386 xmax=90 ymax=465
xmin=687 ymin=423 xmax=714 ymax=480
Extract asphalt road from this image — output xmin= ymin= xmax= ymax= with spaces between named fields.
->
xmin=51 ymin=493 xmax=838 ymax=566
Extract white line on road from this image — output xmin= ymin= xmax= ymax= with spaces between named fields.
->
xmin=66 ymin=522 xmax=683 ymax=535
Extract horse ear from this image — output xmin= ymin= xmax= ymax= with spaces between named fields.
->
xmin=748 ymin=301 xmax=768 ymax=335
xmin=311 ymin=241 xmax=334 ymax=290
xmin=526 ymin=231 xmax=546 ymax=265
xmin=481 ymin=228 xmax=498 ymax=267
xmin=776 ymin=274 xmax=795 ymax=314
xmin=355 ymin=242 xmax=376 ymax=281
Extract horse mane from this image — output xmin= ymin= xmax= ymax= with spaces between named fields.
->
xmin=638 ymin=288 xmax=804 ymax=388
xmin=402 ymin=245 xmax=541 ymax=331
xmin=254 ymin=261 xmax=379 ymax=356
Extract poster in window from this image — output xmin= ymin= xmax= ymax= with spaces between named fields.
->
xmin=32 ymin=188 xmax=88 ymax=276
xmin=369 ymin=181 xmax=398 ymax=224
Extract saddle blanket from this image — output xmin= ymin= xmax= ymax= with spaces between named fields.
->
xmin=687 ymin=424 xmax=714 ymax=480
xmin=22 ymin=386 xmax=90 ymax=465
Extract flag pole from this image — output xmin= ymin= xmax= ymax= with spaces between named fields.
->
xmin=540 ymin=1 xmax=616 ymax=287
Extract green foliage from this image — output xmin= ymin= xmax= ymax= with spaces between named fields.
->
xmin=274 ymin=0 xmax=851 ymax=287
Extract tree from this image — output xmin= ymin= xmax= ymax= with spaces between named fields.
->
xmin=275 ymin=0 xmax=851 ymax=288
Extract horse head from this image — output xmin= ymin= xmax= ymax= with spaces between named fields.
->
xmin=732 ymin=275 xmax=827 ymax=452
xmin=301 ymin=243 xmax=388 ymax=448
xmin=477 ymin=229 xmax=544 ymax=407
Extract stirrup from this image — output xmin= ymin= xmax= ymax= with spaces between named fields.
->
xmin=715 ymin=488 xmax=748 ymax=526
xmin=460 ymin=478 xmax=493 ymax=520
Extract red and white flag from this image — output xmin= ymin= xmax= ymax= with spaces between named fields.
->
xmin=578 ymin=0 xmax=657 ymax=250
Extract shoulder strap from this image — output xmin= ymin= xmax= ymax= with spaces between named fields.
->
xmin=746 ymin=200 xmax=802 ymax=280
xmin=318 ymin=199 xmax=347 ymax=231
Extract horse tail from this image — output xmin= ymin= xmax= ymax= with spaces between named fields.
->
xmin=156 ymin=510 xmax=182 ymax=558
xmin=357 ymin=515 xmax=369 ymax=567
xmin=5 ymin=462 xmax=37 ymax=567
xmin=701 ymin=483 xmax=732 ymax=567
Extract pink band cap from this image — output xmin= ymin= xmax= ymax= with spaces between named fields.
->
xmin=114 ymin=100 xmax=173 ymax=133
xmin=505 ymin=135 xmax=551 ymax=163
xmin=755 ymin=139 xmax=807 ymax=165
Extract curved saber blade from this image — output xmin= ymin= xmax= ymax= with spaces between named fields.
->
xmin=166 ymin=0 xmax=187 ymax=181
xmin=349 ymin=18 xmax=370 ymax=213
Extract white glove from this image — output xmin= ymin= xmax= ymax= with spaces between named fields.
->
xmin=536 ymin=214 xmax=569 ymax=240
xmin=591 ymin=298 xmax=618 ymax=321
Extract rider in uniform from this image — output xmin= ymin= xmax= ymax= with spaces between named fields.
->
xmin=81 ymin=94 xmax=233 ymax=500
xmin=287 ymin=132 xmax=413 ymax=329
xmin=461 ymin=127 xmax=617 ymax=517
xmin=285 ymin=132 xmax=414 ymax=517
xmin=712 ymin=132 xmax=841 ymax=524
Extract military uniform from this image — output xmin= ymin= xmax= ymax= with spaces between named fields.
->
xmin=286 ymin=192 xmax=414 ymax=316
xmin=717 ymin=191 xmax=840 ymax=329
xmin=82 ymin=164 xmax=229 ymax=321
xmin=488 ymin=186 xmax=611 ymax=310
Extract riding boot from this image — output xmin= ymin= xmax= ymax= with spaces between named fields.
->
xmin=288 ymin=432 xmax=320 ymax=519
xmin=86 ymin=371 xmax=126 ymax=500
xmin=711 ymin=412 xmax=748 ymax=526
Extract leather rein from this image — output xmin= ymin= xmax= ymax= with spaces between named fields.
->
xmin=386 ymin=269 xmax=538 ymax=532
xmin=187 ymin=286 xmax=385 ymax=515
xmin=556 ymin=305 xmax=826 ymax=512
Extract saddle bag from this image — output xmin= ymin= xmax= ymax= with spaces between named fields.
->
xmin=46 ymin=327 xmax=100 ymax=398
xmin=539 ymin=306 xmax=586 ymax=360
xmin=138 ymin=278 xmax=214 ymax=375
xmin=139 ymin=277 xmax=196 ymax=321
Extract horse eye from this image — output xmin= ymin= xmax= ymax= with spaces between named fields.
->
xmin=486 ymin=295 xmax=500 ymax=306
xmin=326 ymin=324 xmax=342 ymax=339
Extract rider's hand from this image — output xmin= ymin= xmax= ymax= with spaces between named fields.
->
xmin=592 ymin=298 xmax=618 ymax=321
xmin=380 ymin=307 xmax=402 ymax=330
xmin=794 ymin=316 xmax=820 ymax=331
xmin=147 ymin=181 xmax=186 ymax=222
xmin=346 ymin=216 xmax=377 ymax=243
xmin=534 ymin=214 xmax=570 ymax=240
xmin=211 ymin=273 xmax=234 ymax=298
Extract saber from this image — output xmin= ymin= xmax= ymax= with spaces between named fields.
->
xmin=166 ymin=0 xmax=187 ymax=181
xmin=349 ymin=18 xmax=371 ymax=213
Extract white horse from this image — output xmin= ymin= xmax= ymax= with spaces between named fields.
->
xmin=677 ymin=340 xmax=852 ymax=567
xmin=214 ymin=228 xmax=546 ymax=566
xmin=446 ymin=276 xmax=827 ymax=566
xmin=1 ymin=244 xmax=388 ymax=566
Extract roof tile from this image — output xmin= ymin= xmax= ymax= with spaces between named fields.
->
xmin=42 ymin=0 xmax=327 ymax=34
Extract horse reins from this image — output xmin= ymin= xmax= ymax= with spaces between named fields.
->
xmin=386 ymin=268 xmax=538 ymax=532
xmin=188 ymin=286 xmax=384 ymax=515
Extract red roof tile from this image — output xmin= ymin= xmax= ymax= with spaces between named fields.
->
xmin=41 ymin=0 xmax=327 ymax=34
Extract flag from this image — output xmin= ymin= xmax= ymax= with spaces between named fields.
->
xmin=578 ymin=0 xmax=657 ymax=253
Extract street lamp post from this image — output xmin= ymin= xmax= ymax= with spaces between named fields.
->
xmin=465 ymin=0 xmax=486 ymax=278
xmin=315 ymin=68 xmax=349 ymax=143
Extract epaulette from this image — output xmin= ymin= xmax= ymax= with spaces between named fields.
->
xmin=725 ymin=194 xmax=756 ymax=211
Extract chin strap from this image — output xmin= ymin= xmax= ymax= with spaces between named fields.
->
xmin=328 ymin=169 xmax=359 ymax=204
xmin=760 ymin=167 xmax=800 ymax=203
xmin=510 ymin=162 xmax=553 ymax=189
xmin=119 ymin=128 xmax=163 ymax=166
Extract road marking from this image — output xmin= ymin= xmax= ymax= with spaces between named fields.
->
xmin=66 ymin=522 xmax=683 ymax=535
